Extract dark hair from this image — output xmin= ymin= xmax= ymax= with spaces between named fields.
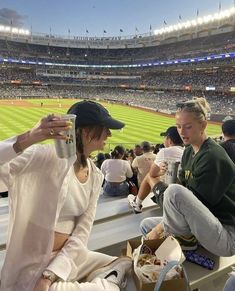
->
xmin=127 ymin=149 xmax=135 ymax=159
xmin=141 ymin=141 xmax=151 ymax=152
xmin=76 ymin=125 xmax=105 ymax=168
xmin=104 ymin=153 xmax=111 ymax=159
xmin=153 ymin=143 xmax=163 ymax=154
xmin=222 ymin=119 xmax=235 ymax=136
xmin=111 ymin=145 xmax=125 ymax=159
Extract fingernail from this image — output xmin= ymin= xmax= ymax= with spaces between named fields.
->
xmin=66 ymin=121 xmax=73 ymax=125
xmin=67 ymin=125 xmax=72 ymax=129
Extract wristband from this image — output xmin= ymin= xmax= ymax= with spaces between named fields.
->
xmin=42 ymin=270 xmax=58 ymax=283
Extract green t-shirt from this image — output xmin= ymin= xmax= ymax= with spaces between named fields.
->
xmin=179 ymin=138 xmax=235 ymax=225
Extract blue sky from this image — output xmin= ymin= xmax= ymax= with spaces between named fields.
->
xmin=0 ymin=0 xmax=234 ymax=37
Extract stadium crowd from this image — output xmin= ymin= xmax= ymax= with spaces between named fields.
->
xmin=0 ymin=85 xmax=234 ymax=117
xmin=1 ymin=67 xmax=235 ymax=89
xmin=0 ymin=31 xmax=235 ymax=64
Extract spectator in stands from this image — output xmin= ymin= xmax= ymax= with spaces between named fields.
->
xmin=0 ymin=101 xmax=132 ymax=291
xmin=95 ymin=152 xmax=106 ymax=169
xmin=126 ymin=149 xmax=135 ymax=164
xmin=132 ymin=141 xmax=156 ymax=187
xmin=101 ymin=145 xmax=133 ymax=197
xmin=104 ymin=152 xmax=111 ymax=159
xmin=134 ymin=144 xmax=143 ymax=156
xmin=126 ymin=148 xmax=139 ymax=189
xmin=140 ymin=98 xmax=235 ymax=255
xmin=128 ymin=126 xmax=183 ymax=213
xmin=221 ymin=119 xmax=235 ymax=163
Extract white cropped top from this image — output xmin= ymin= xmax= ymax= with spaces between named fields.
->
xmin=55 ymin=160 xmax=92 ymax=234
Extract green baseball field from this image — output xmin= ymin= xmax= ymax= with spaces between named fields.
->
xmin=0 ymin=98 xmax=221 ymax=151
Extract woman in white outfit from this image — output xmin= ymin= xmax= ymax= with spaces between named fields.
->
xmin=101 ymin=145 xmax=133 ymax=197
xmin=0 ymin=101 xmax=132 ymax=291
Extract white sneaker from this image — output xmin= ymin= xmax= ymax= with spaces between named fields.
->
xmin=87 ymin=256 xmax=132 ymax=289
xmin=127 ymin=194 xmax=142 ymax=213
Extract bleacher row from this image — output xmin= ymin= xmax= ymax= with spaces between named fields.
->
xmin=0 ymin=195 xmax=234 ymax=291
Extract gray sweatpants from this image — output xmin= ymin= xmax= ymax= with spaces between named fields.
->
xmin=140 ymin=184 xmax=235 ymax=257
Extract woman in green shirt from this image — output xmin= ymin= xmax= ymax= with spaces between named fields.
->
xmin=140 ymin=97 xmax=235 ymax=256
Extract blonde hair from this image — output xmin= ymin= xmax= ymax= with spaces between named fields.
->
xmin=176 ymin=97 xmax=211 ymax=122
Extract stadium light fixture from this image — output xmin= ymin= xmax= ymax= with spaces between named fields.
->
xmin=153 ymin=7 xmax=235 ymax=36
xmin=0 ymin=24 xmax=30 ymax=35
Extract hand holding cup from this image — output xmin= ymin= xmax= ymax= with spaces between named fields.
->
xmin=13 ymin=114 xmax=73 ymax=153
xmin=159 ymin=161 xmax=168 ymax=176
xmin=30 ymin=114 xmax=73 ymax=143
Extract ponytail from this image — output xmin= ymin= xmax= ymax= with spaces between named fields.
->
xmin=76 ymin=128 xmax=87 ymax=168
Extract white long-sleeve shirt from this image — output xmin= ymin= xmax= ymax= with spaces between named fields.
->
xmin=0 ymin=137 xmax=103 ymax=291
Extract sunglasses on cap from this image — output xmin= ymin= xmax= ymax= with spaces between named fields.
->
xmin=176 ymin=101 xmax=197 ymax=109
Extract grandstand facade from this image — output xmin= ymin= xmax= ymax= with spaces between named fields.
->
xmin=0 ymin=7 xmax=234 ymax=121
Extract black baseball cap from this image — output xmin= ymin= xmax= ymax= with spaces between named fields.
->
xmin=67 ymin=101 xmax=125 ymax=130
xmin=160 ymin=126 xmax=183 ymax=145
xmin=222 ymin=119 xmax=235 ymax=136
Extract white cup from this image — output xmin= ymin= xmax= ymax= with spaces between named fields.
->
xmin=54 ymin=114 xmax=76 ymax=158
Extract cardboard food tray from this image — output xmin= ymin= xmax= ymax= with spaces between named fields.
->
xmin=126 ymin=238 xmax=188 ymax=291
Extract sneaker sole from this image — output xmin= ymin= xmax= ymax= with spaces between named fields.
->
xmin=181 ymin=245 xmax=198 ymax=251
xmin=128 ymin=204 xmax=142 ymax=214
xmin=133 ymin=209 xmax=142 ymax=214
xmin=86 ymin=256 xmax=132 ymax=282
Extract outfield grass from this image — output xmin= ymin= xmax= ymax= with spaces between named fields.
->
xmin=0 ymin=99 xmax=221 ymax=151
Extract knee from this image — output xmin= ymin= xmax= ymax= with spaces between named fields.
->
xmin=164 ymin=184 xmax=188 ymax=204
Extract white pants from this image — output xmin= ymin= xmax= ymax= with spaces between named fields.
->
xmin=50 ymin=250 xmax=118 ymax=291
xmin=50 ymin=278 xmax=119 ymax=291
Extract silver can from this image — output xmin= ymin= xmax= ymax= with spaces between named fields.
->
xmin=54 ymin=114 xmax=77 ymax=158
xmin=164 ymin=160 xmax=181 ymax=184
